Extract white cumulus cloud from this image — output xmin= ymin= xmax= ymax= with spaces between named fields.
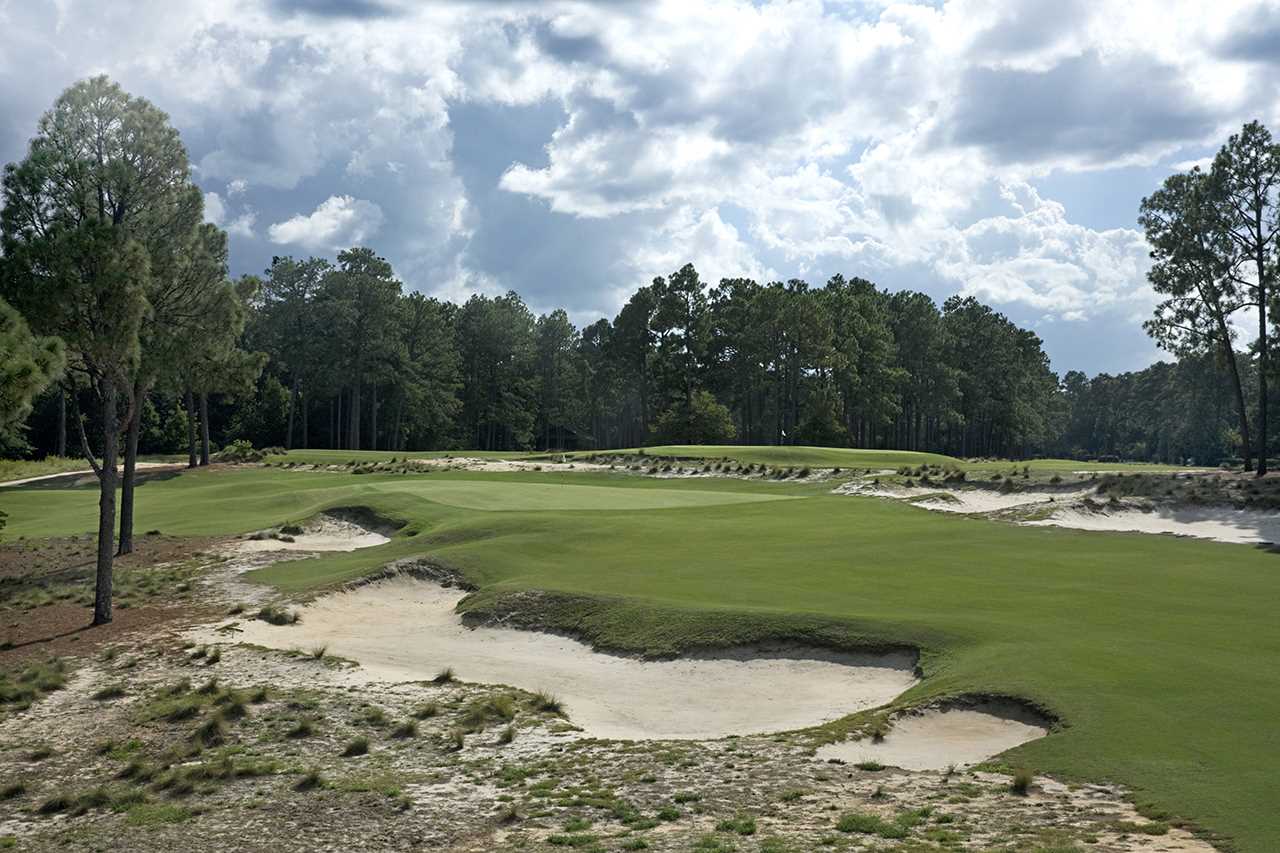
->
xmin=268 ymin=195 xmax=385 ymax=250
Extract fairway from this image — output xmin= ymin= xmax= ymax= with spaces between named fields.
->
xmin=366 ymin=479 xmax=797 ymax=511
xmin=3 ymin=464 xmax=1278 ymax=850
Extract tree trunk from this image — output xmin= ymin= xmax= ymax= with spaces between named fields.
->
xmin=1217 ymin=324 xmax=1252 ymax=470
xmin=57 ymin=387 xmax=67 ymax=457
xmin=93 ymin=379 xmax=119 ymax=626
xmin=285 ymin=375 xmax=300 ymax=450
xmin=1257 ymin=253 xmax=1269 ymax=477
xmin=349 ymin=380 xmax=361 ymax=451
xmin=199 ymin=393 xmax=211 ymax=466
xmin=392 ymin=396 xmax=404 ymax=452
xmin=371 ymin=383 xmax=378 ymax=452
xmin=337 ymin=391 xmax=344 ymax=449
xmin=185 ymin=390 xmax=198 ymax=468
xmin=117 ymin=389 xmax=142 ymax=556
xmin=301 ymin=389 xmax=309 ymax=450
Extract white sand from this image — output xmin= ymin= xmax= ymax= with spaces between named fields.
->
xmin=815 ymin=706 xmax=1048 ymax=771
xmin=217 ymin=578 xmax=918 ymax=740
xmin=232 ymin=515 xmax=390 ymax=553
xmin=836 ymin=481 xmax=1089 ymax=514
xmin=840 ymin=480 xmax=1280 ymax=545
xmin=403 ymin=456 xmax=612 ymax=474
xmin=1025 ymin=504 xmax=1280 ymax=545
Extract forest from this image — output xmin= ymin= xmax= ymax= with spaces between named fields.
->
xmin=10 ymin=251 xmax=1250 ymax=469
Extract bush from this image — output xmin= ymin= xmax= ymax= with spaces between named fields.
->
xmin=1010 ymin=767 xmax=1033 ymax=795
xmin=649 ymin=391 xmax=737 ymax=445
xmin=213 ymin=439 xmax=270 ymax=463
xmin=834 ymin=812 xmax=907 ymax=839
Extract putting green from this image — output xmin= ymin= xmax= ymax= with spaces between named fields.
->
xmin=1 ymin=463 xmax=1276 ymax=850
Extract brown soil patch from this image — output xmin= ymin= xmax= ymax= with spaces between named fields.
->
xmin=0 ymin=535 xmax=222 ymax=583
xmin=0 ymin=603 xmax=204 ymax=665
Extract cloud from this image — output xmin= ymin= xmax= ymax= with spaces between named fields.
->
xmin=268 ymin=195 xmax=384 ymax=249
xmin=5 ymin=0 xmax=1280 ymax=375
xmin=267 ymin=0 xmax=401 ymax=19
xmin=204 ymin=190 xmax=257 ymax=238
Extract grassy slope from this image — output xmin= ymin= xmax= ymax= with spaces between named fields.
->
xmin=1 ymin=465 xmax=1275 ymax=850
xmin=577 ymin=445 xmax=1208 ymax=474
xmin=263 ymin=445 xmax=1209 ymax=475
xmin=265 ymin=448 xmax=545 ymax=465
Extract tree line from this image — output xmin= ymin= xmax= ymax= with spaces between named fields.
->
xmin=0 ymin=76 xmax=1266 ymax=626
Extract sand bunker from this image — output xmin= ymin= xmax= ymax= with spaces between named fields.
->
xmin=835 ymin=480 xmax=1089 ymax=514
xmin=839 ymin=480 xmax=1280 ymax=545
xmin=402 ymin=456 xmax=613 ymax=474
xmin=217 ymin=577 xmax=918 ymax=740
xmin=232 ymin=515 xmax=390 ymax=553
xmin=815 ymin=703 xmax=1049 ymax=771
xmin=1026 ymin=503 xmax=1280 ymax=545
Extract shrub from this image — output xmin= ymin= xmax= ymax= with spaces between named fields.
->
xmin=286 ymin=717 xmax=316 ymax=739
xmin=293 ymin=769 xmax=325 ymax=792
xmin=716 ymin=814 xmax=756 ymax=835
xmin=341 ymin=737 xmax=369 ymax=757
xmin=91 ymin=684 xmax=126 ymax=701
xmin=854 ymin=760 xmax=884 ymax=771
xmin=432 ymin=667 xmax=455 ymax=684
xmin=834 ymin=812 xmax=907 ymax=839
xmin=389 ymin=720 xmax=418 ymax=739
xmin=411 ymin=701 xmax=440 ymax=719
xmin=1010 ymin=768 xmax=1033 ymax=795
xmin=530 ymin=690 xmax=563 ymax=714
xmin=498 ymin=725 xmax=515 ymax=744
xmin=360 ymin=705 xmax=388 ymax=727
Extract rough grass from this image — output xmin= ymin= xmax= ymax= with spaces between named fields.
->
xmin=0 ymin=659 xmax=67 ymax=713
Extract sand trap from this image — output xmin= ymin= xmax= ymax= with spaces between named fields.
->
xmin=217 ymin=578 xmax=918 ymax=740
xmin=403 ymin=456 xmax=613 ymax=474
xmin=836 ymin=481 xmax=1089 ymax=514
xmin=1026 ymin=504 xmax=1280 ymax=545
xmin=840 ymin=480 xmax=1280 ymax=545
xmin=815 ymin=704 xmax=1048 ymax=771
xmin=232 ymin=515 xmax=390 ymax=553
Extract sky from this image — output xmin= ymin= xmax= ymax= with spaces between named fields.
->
xmin=2 ymin=0 xmax=1278 ymax=376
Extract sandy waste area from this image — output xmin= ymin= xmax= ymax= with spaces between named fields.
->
xmin=211 ymin=576 xmax=919 ymax=741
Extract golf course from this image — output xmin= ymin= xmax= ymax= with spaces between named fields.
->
xmin=2 ymin=448 xmax=1276 ymax=851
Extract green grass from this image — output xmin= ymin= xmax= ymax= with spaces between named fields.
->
xmin=0 ymin=456 xmax=92 ymax=483
xmin=264 ymin=448 xmax=544 ymax=465
xmin=0 ymin=458 xmax=1276 ymax=849
xmin=567 ymin=445 xmax=1205 ymax=474
xmin=581 ymin=444 xmax=955 ymax=469
xmin=0 ymin=454 xmax=184 ymax=484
